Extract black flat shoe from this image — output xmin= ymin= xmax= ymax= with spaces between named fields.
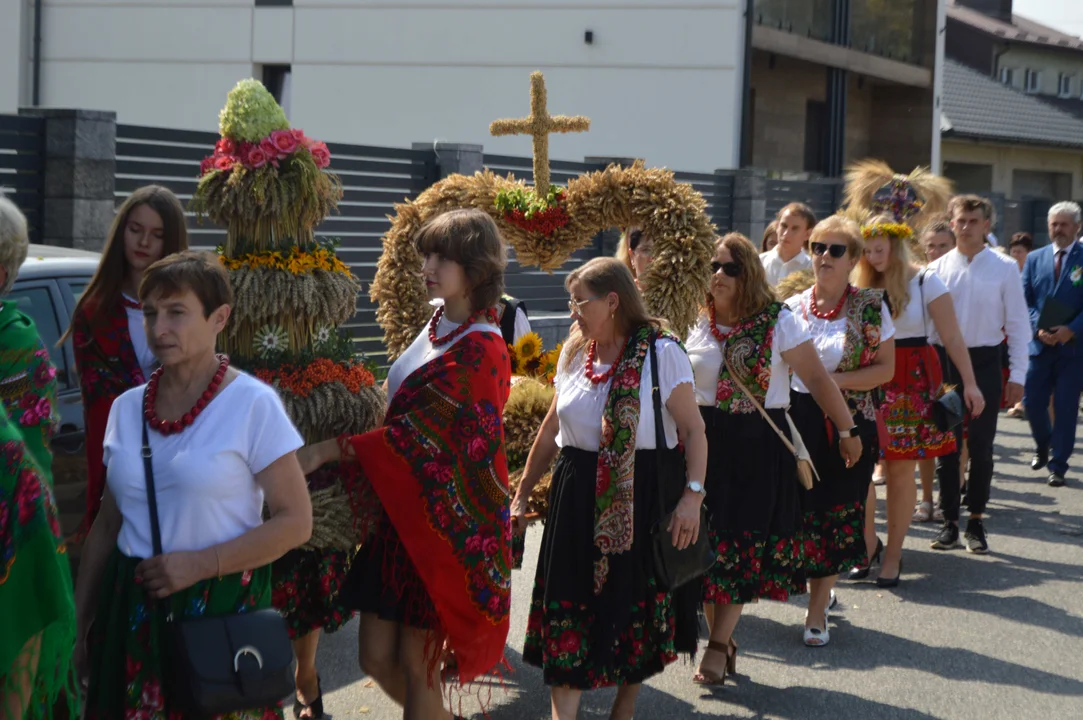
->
xmin=293 ymin=676 xmax=324 ymax=719
xmin=846 ymin=537 xmax=883 ymax=581
xmin=876 ymin=559 xmax=903 ymax=588
xmin=1049 ymin=472 xmax=1066 ymax=487
xmin=1032 ymin=448 xmax=1049 ymax=471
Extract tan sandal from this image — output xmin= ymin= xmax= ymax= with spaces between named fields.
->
xmin=692 ymin=638 xmax=737 ymax=685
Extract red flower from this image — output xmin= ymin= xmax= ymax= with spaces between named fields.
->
xmin=215 ymin=137 xmax=236 ymax=155
xmin=308 ymin=141 xmax=331 ymax=168
xmin=199 ymin=156 xmax=214 ymax=175
xmin=291 ymin=128 xmax=308 ymax=145
xmin=596 ymin=469 xmax=611 ymax=496
xmin=141 ymin=681 xmax=164 ymax=711
xmin=214 ymin=155 xmax=237 ymax=171
xmin=245 ymin=146 xmax=269 ymax=169
xmin=124 ymin=655 xmax=143 ymax=682
xmin=270 ymin=129 xmax=299 ymax=156
xmin=260 ymin=137 xmax=278 ymax=158
xmin=557 ymin=630 xmax=581 ymax=654
xmin=466 ymin=435 xmax=488 ymax=462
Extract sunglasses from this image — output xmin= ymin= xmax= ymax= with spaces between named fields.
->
xmin=711 ymin=261 xmax=742 ymax=277
xmin=811 ymin=242 xmax=849 ymax=259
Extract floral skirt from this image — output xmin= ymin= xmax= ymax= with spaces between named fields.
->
xmin=880 ymin=343 xmax=956 ymax=460
xmin=271 ymin=547 xmax=356 ymax=639
xmin=791 ymin=392 xmax=878 ymax=578
xmin=84 ymin=549 xmax=283 ymax=720
xmin=700 ymin=406 xmax=805 ymax=605
xmin=523 ymin=447 xmax=698 ymax=690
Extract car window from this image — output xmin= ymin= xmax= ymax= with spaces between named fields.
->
xmin=69 ymin=282 xmax=88 ymax=302
xmin=6 ymin=286 xmax=71 ymax=390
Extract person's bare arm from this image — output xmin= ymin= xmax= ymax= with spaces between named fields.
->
xmin=511 ymin=395 xmax=560 ymax=534
xmin=830 ymin=338 xmax=896 ymax=391
xmin=664 ymin=382 xmax=707 ymax=549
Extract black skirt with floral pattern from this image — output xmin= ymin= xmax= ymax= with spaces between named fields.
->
xmin=523 ymin=446 xmax=699 ymax=690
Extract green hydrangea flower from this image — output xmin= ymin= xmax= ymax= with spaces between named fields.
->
xmin=219 ymin=78 xmax=290 ymax=142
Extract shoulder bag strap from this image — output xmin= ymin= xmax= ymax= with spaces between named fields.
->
xmin=648 ymin=332 xmax=669 ymax=521
xmin=723 ymin=356 xmax=799 ymax=458
xmin=141 ymin=387 xmax=165 ymax=558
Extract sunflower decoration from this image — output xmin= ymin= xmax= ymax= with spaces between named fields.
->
xmin=508 ymin=333 xmax=561 ymax=384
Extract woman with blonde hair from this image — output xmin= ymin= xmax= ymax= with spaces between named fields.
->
xmin=852 ymin=215 xmax=983 ymax=585
xmin=686 ymin=233 xmax=861 ymax=679
xmin=512 ymin=256 xmax=707 ymax=720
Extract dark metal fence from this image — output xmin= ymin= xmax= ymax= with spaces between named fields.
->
xmin=0 ymin=114 xmax=46 ymax=244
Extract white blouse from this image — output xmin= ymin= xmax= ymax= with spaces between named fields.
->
xmin=103 ymin=372 xmax=304 ymax=558
xmin=554 ymin=336 xmax=694 ymax=450
xmin=786 ymin=290 xmax=896 ymax=394
xmin=123 ymin=293 xmax=156 ymax=379
xmin=893 ymin=271 xmax=949 ymax=340
xmin=685 ymin=308 xmax=809 ymax=409
xmin=386 ymin=312 xmax=501 ymax=400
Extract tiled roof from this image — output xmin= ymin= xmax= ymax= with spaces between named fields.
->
xmin=947 ymin=2 xmax=1083 ymax=50
xmin=941 ymin=59 xmax=1083 ymax=149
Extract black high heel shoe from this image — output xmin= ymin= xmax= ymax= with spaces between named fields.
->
xmin=846 ymin=537 xmax=883 ymax=581
xmin=877 ymin=558 xmax=903 ymax=588
xmin=293 ymin=676 xmax=324 ymax=719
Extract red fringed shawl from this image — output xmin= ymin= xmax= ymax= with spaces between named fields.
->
xmin=346 ymin=330 xmax=512 ymax=683
xmin=72 ymin=298 xmax=145 ymax=532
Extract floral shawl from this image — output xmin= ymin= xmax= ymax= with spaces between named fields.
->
xmin=343 ymin=330 xmax=512 ymax=684
xmin=0 ymin=302 xmax=60 ymax=472
xmin=715 ymin=302 xmax=784 ymax=414
xmin=72 ymin=297 xmax=145 ymax=531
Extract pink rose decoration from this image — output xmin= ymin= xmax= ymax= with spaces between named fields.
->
xmin=467 ymin=435 xmax=487 ymax=462
xmin=260 ymin=137 xmax=278 ymax=158
xmin=291 ymin=128 xmax=307 ymax=145
xmin=309 ymin=141 xmax=331 ymax=169
xmin=245 ymin=147 xmax=269 ymax=169
xmin=270 ymin=129 xmax=299 ymax=157
xmin=216 ymin=138 xmax=236 ymax=155
xmin=465 ymin=534 xmax=483 ymax=554
xmin=214 ymin=155 xmax=237 ymax=171
xmin=482 ymin=536 xmax=499 ymax=557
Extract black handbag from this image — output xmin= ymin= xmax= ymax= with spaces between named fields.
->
xmin=647 ymin=335 xmax=717 ymax=592
xmin=918 ymin=270 xmax=965 ymax=431
xmin=141 ymin=390 xmax=296 ymax=715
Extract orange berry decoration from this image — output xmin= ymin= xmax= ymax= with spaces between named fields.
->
xmin=255 ymin=358 xmax=375 ymax=398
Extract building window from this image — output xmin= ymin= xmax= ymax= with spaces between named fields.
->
xmin=261 ymin=65 xmax=292 ymax=119
xmin=1058 ymin=73 xmax=1074 ymax=98
xmin=255 ymin=0 xmax=292 ymax=5
xmin=803 ymin=100 xmax=827 ymax=175
xmin=1025 ymin=69 xmax=1042 ymax=94
xmin=999 ymin=67 xmax=1014 ymax=86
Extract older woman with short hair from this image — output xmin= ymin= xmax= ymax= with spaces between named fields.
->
xmin=0 ymin=195 xmax=79 ymax=719
xmin=76 ymin=250 xmax=312 ymax=719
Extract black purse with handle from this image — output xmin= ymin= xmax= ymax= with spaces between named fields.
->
xmin=140 ymin=389 xmax=296 ymax=714
xmin=918 ymin=269 xmax=965 ymax=431
xmin=646 ymin=335 xmax=716 ymax=592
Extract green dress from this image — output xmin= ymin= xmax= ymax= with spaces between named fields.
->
xmin=0 ymin=301 xmax=78 ymax=719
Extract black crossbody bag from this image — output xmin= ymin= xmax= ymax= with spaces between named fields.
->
xmin=141 ymin=388 xmax=295 ymax=714
xmin=647 ymin=336 xmax=716 ymax=592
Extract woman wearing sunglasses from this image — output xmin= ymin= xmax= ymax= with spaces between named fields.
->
xmin=786 ymin=216 xmax=895 ymax=646
xmin=685 ymin=233 xmax=861 ymax=683
xmin=852 ymin=214 xmax=981 ymax=586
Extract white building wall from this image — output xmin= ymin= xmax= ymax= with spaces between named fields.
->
xmin=21 ymin=0 xmax=744 ymax=172
xmin=0 ymin=0 xmax=29 ymax=113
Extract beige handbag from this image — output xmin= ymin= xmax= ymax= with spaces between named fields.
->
xmin=724 ymin=358 xmax=820 ymax=490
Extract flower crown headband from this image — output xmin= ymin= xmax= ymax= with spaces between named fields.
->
xmin=861 ymin=222 xmax=914 ymax=242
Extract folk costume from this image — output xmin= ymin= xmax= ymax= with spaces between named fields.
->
xmin=84 ymin=374 xmax=303 ymax=719
xmin=787 ymin=287 xmax=893 ymax=576
xmin=337 ymin=311 xmax=513 ymax=684
xmin=686 ymin=304 xmax=809 ymax=604
xmin=72 ymin=293 xmax=151 ymax=532
xmin=522 ymin=327 xmax=699 ymax=689
xmin=0 ymin=304 xmax=77 ymax=720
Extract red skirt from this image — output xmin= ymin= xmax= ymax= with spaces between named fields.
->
xmin=879 ymin=343 xmax=957 ymax=461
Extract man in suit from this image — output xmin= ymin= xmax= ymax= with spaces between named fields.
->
xmin=1022 ymin=201 xmax=1083 ymax=487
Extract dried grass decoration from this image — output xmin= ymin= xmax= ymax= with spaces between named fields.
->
xmin=503 ymin=377 xmax=555 ymax=516
xmin=372 ymin=71 xmax=716 ymax=359
xmin=192 ymin=78 xmax=386 ymax=551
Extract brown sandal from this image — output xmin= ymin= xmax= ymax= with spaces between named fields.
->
xmin=692 ymin=638 xmax=737 ymax=685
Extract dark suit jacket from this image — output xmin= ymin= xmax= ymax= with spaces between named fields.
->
xmin=1022 ymin=241 xmax=1083 ymax=358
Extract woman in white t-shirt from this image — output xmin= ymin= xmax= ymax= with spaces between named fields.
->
xmin=787 ymin=216 xmax=895 ymax=647
xmin=74 ymin=251 xmax=313 ymax=719
xmin=511 ymin=257 xmax=707 ymax=720
xmin=853 ymin=215 xmax=983 ymax=586
xmin=686 ymin=233 xmax=861 ymax=682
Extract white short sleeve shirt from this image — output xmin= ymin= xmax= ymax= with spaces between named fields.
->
xmin=893 ymin=271 xmax=949 ymax=340
xmin=103 ymin=372 xmax=304 ymax=558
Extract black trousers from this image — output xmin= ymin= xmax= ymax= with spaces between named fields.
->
xmin=935 ymin=345 xmax=1004 ymax=522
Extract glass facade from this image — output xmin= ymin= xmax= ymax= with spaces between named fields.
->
xmin=754 ymin=0 xmax=835 ymax=44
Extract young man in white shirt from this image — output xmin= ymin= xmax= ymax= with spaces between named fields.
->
xmin=928 ymin=195 xmax=1030 ymax=554
xmin=760 ymin=203 xmax=815 ymax=286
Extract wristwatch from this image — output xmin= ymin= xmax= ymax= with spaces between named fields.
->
xmin=837 ymin=425 xmax=859 ymax=439
xmin=686 ymin=480 xmax=706 ymax=495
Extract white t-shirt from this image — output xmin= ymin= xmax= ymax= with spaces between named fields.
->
xmin=387 ymin=312 xmax=501 ymax=400
xmin=892 ymin=271 xmax=949 ymax=340
xmin=786 ymin=291 xmax=895 ymax=393
xmin=554 ymin=336 xmax=693 ymax=450
xmin=103 ymin=372 xmax=303 ymax=558
xmin=685 ymin=309 xmax=809 ymax=409
xmin=760 ymin=247 xmax=813 ymax=287
xmin=123 ymin=293 xmax=156 ymax=379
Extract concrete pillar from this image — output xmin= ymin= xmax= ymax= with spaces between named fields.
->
xmin=414 ymin=141 xmax=483 ymax=180
xmin=19 ymin=108 xmax=117 ymax=251
xmin=725 ymin=167 xmax=769 ymax=242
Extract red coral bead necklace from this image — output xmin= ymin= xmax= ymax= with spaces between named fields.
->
xmin=144 ymin=353 xmax=230 ymax=435
xmin=428 ymin=306 xmax=498 ymax=347
xmin=708 ymin=302 xmax=743 ymax=345
xmin=808 ymin=284 xmax=851 ymax=321
xmin=584 ymin=336 xmax=630 ymax=385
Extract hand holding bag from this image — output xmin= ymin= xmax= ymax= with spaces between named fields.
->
xmin=918 ymin=269 xmax=965 ymax=432
xmin=723 ymin=358 xmax=820 ymax=491
xmin=647 ymin=336 xmax=717 ymax=592
xmin=141 ymin=389 xmax=296 ymax=715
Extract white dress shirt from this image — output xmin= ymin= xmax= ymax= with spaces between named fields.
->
xmin=760 ymin=247 xmax=812 ymax=287
xmin=927 ymin=247 xmax=1030 ymax=385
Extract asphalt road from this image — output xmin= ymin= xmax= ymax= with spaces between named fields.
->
xmin=311 ymin=413 xmax=1083 ymax=719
